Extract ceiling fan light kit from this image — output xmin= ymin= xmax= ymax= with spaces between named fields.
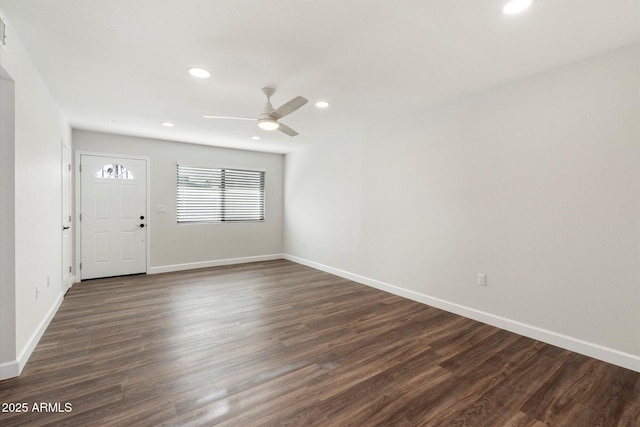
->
xmin=204 ymin=87 xmax=308 ymax=137
xmin=258 ymin=117 xmax=280 ymax=131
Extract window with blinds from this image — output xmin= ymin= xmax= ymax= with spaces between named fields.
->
xmin=177 ymin=165 xmax=265 ymax=223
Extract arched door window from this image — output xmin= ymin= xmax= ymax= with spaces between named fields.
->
xmin=95 ymin=164 xmax=134 ymax=180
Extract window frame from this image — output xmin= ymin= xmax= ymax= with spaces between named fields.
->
xmin=176 ymin=163 xmax=266 ymax=224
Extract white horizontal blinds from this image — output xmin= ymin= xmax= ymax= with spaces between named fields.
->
xmin=177 ymin=165 xmax=223 ymax=222
xmin=177 ymin=165 xmax=265 ymax=223
xmin=222 ymin=169 xmax=265 ymax=221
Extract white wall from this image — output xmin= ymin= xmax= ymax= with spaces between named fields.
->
xmin=0 ymin=71 xmax=17 ymax=366
xmin=73 ymin=130 xmax=284 ymax=271
xmin=285 ymin=44 xmax=640 ymax=369
xmin=0 ymin=12 xmax=70 ymax=379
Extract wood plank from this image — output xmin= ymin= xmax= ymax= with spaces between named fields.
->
xmin=0 ymin=260 xmax=638 ymax=426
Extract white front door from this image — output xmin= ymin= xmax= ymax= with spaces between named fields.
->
xmin=80 ymin=155 xmax=147 ymax=280
xmin=62 ymin=144 xmax=72 ymax=291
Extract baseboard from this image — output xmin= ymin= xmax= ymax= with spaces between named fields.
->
xmin=0 ymin=360 xmax=19 ymax=380
xmin=283 ymin=254 xmax=640 ymax=373
xmin=65 ymin=275 xmax=77 ymax=293
xmin=0 ymin=293 xmax=64 ymax=380
xmin=148 ymin=254 xmax=284 ymax=275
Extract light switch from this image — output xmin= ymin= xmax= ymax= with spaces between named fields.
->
xmin=477 ymin=273 xmax=487 ymax=286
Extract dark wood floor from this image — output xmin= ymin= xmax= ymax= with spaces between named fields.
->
xmin=1 ymin=260 xmax=638 ymax=426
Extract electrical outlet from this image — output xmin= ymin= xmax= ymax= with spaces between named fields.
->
xmin=477 ymin=273 xmax=487 ymax=286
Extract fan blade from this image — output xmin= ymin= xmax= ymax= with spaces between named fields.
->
xmin=203 ymin=115 xmax=256 ymax=120
xmin=269 ymin=96 xmax=308 ymax=120
xmin=277 ymin=122 xmax=299 ymax=137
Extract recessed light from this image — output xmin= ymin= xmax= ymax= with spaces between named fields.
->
xmin=251 ymin=136 xmax=260 ymax=140
xmin=188 ymin=67 xmax=211 ymax=78
xmin=503 ymin=0 xmax=533 ymax=15
xmin=162 ymin=122 xmax=174 ymax=127
xmin=315 ymin=100 xmax=330 ymax=109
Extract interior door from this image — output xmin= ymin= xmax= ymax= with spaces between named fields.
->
xmin=62 ymin=144 xmax=72 ymax=291
xmin=80 ymin=155 xmax=147 ymax=280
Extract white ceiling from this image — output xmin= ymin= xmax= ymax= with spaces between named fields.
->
xmin=2 ymin=0 xmax=638 ymax=154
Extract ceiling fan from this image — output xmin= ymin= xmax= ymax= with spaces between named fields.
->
xmin=204 ymin=87 xmax=308 ymax=136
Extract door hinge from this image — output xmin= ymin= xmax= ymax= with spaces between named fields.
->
xmin=79 ymin=164 xmax=82 ymax=172
xmin=68 ymin=215 xmax=71 ymax=222
xmin=68 ymin=164 xmax=71 ymax=171
xmin=69 ymin=266 xmax=72 ymax=273
xmin=79 ymin=213 xmax=82 ymax=221
xmin=80 ymin=262 xmax=82 ymax=270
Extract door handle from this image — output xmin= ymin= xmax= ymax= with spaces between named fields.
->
xmin=139 ymin=224 xmax=145 ymax=228
xmin=63 ymin=226 xmax=70 ymax=230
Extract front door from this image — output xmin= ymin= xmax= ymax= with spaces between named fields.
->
xmin=80 ymin=155 xmax=147 ymax=280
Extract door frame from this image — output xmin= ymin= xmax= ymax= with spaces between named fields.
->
xmin=74 ymin=151 xmax=151 ymax=279
xmin=62 ymin=142 xmax=72 ymax=292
